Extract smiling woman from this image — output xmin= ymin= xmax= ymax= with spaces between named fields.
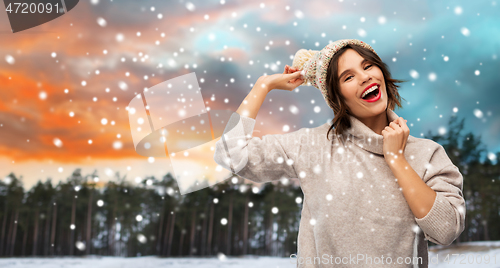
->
xmin=214 ymin=39 xmax=466 ymax=268
xmin=324 ymin=43 xmax=407 ymax=139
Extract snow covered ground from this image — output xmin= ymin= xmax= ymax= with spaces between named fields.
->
xmin=1 ymin=241 xmax=500 ymax=268
xmin=0 ymin=256 xmax=292 ymax=268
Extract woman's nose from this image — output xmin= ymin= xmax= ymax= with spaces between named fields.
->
xmin=360 ymin=73 xmax=373 ymax=84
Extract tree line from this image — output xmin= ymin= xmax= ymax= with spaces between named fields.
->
xmin=0 ymin=167 xmax=302 ymax=257
xmin=0 ymin=114 xmax=499 ymax=257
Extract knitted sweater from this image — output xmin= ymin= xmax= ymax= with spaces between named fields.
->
xmin=213 ymin=109 xmax=466 ymax=267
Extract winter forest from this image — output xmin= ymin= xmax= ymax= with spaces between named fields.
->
xmin=1 ymin=115 xmax=499 ymax=259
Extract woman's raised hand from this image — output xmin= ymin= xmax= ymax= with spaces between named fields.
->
xmin=236 ymin=65 xmax=304 ymax=119
xmin=254 ymin=65 xmax=304 ymax=92
xmin=382 ymin=117 xmax=409 ymax=165
xmin=284 ymin=65 xmax=301 ymax=82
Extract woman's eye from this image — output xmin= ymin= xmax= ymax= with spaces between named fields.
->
xmin=344 ymin=65 xmax=373 ymax=82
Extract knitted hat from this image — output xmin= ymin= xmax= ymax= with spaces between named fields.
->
xmin=291 ymin=39 xmax=378 ymax=111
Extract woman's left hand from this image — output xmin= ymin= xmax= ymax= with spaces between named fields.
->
xmin=381 ymin=117 xmax=409 ymax=163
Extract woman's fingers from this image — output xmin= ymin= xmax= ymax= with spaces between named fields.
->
xmin=398 ymin=117 xmax=410 ymax=134
xmin=280 ymin=67 xmax=303 ymax=89
xmin=284 ymin=65 xmax=300 ymax=75
xmin=280 ymin=72 xmax=300 ymax=89
xmin=389 ymin=121 xmax=400 ymax=131
xmin=290 ymin=71 xmax=303 ymax=78
xmin=287 ymin=72 xmax=301 ymax=82
xmin=290 ymin=69 xmax=300 ymax=82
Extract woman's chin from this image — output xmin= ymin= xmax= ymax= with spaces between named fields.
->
xmin=352 ymin=98 xmax=387 ymax=117
xmin=365 ymin=101 xmax=386 ymax=114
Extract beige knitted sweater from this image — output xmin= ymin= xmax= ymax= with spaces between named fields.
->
xmin=213 ymin=109 xmax=466 ymax=267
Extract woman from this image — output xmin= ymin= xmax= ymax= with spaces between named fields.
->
xmin=213 ymin=39 xmax=465 ymax=267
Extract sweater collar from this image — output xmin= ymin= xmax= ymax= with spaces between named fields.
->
xmin=343 ymin=109 xmax=401 ymax=155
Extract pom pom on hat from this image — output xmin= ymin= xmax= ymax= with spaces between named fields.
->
xmin=291 ymin=49 xmax=319 ymax=87
xmin=289 ymin=39 xmax=378 ymax=111
xmin=292 ymin=49 xmax=318 ymax=71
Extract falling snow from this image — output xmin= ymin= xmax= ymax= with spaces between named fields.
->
xmin=53 ymin=138 xmax=63 ymax=148
xmin=409 ymin=70 xmax=419 ymax=79
xmin=473 ymin=109 xmax=483 ymax=118
xmin=113 ymin=141 xmax=123 ymax=150
xmin=97 ymin=17 xmax=107 ymax=27
xmin=39 ymin=91 xmax=47 ymax=100
xmin=5 ymin=55 xmax=15 ymax=64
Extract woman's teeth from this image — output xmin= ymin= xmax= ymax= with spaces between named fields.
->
xmin=361 ymin=85 xmax=379 ymax=99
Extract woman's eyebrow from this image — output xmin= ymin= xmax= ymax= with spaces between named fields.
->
xmin=339 ymin=58 xmax=370 ymax=80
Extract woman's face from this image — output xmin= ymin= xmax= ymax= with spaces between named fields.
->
xmin=337 ymin=48 xmax=387 ymax=119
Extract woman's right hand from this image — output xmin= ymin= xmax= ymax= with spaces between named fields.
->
xmin=254 ymin=65 xmax=304 ymax=92
xmin=284 ymin=65 xmax=301 ymax=83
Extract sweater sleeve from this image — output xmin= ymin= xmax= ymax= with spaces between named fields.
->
xmin=414 ymin=144 xmax=466 ymax=246
xmin=213 ymin=112 xmax=299 ymax=183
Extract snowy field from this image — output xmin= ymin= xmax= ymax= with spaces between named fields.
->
xmin=1 ymin=241 xmax=500 ymax=268
xmin=0 ymin=256 xmax=292 ymax=268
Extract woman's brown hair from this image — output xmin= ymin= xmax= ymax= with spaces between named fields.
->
xmin=325 ymin=44 xmax=407 ymax=141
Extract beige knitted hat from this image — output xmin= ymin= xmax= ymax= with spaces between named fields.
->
xmin=291 ymin=39 xmax=378 ymax=111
